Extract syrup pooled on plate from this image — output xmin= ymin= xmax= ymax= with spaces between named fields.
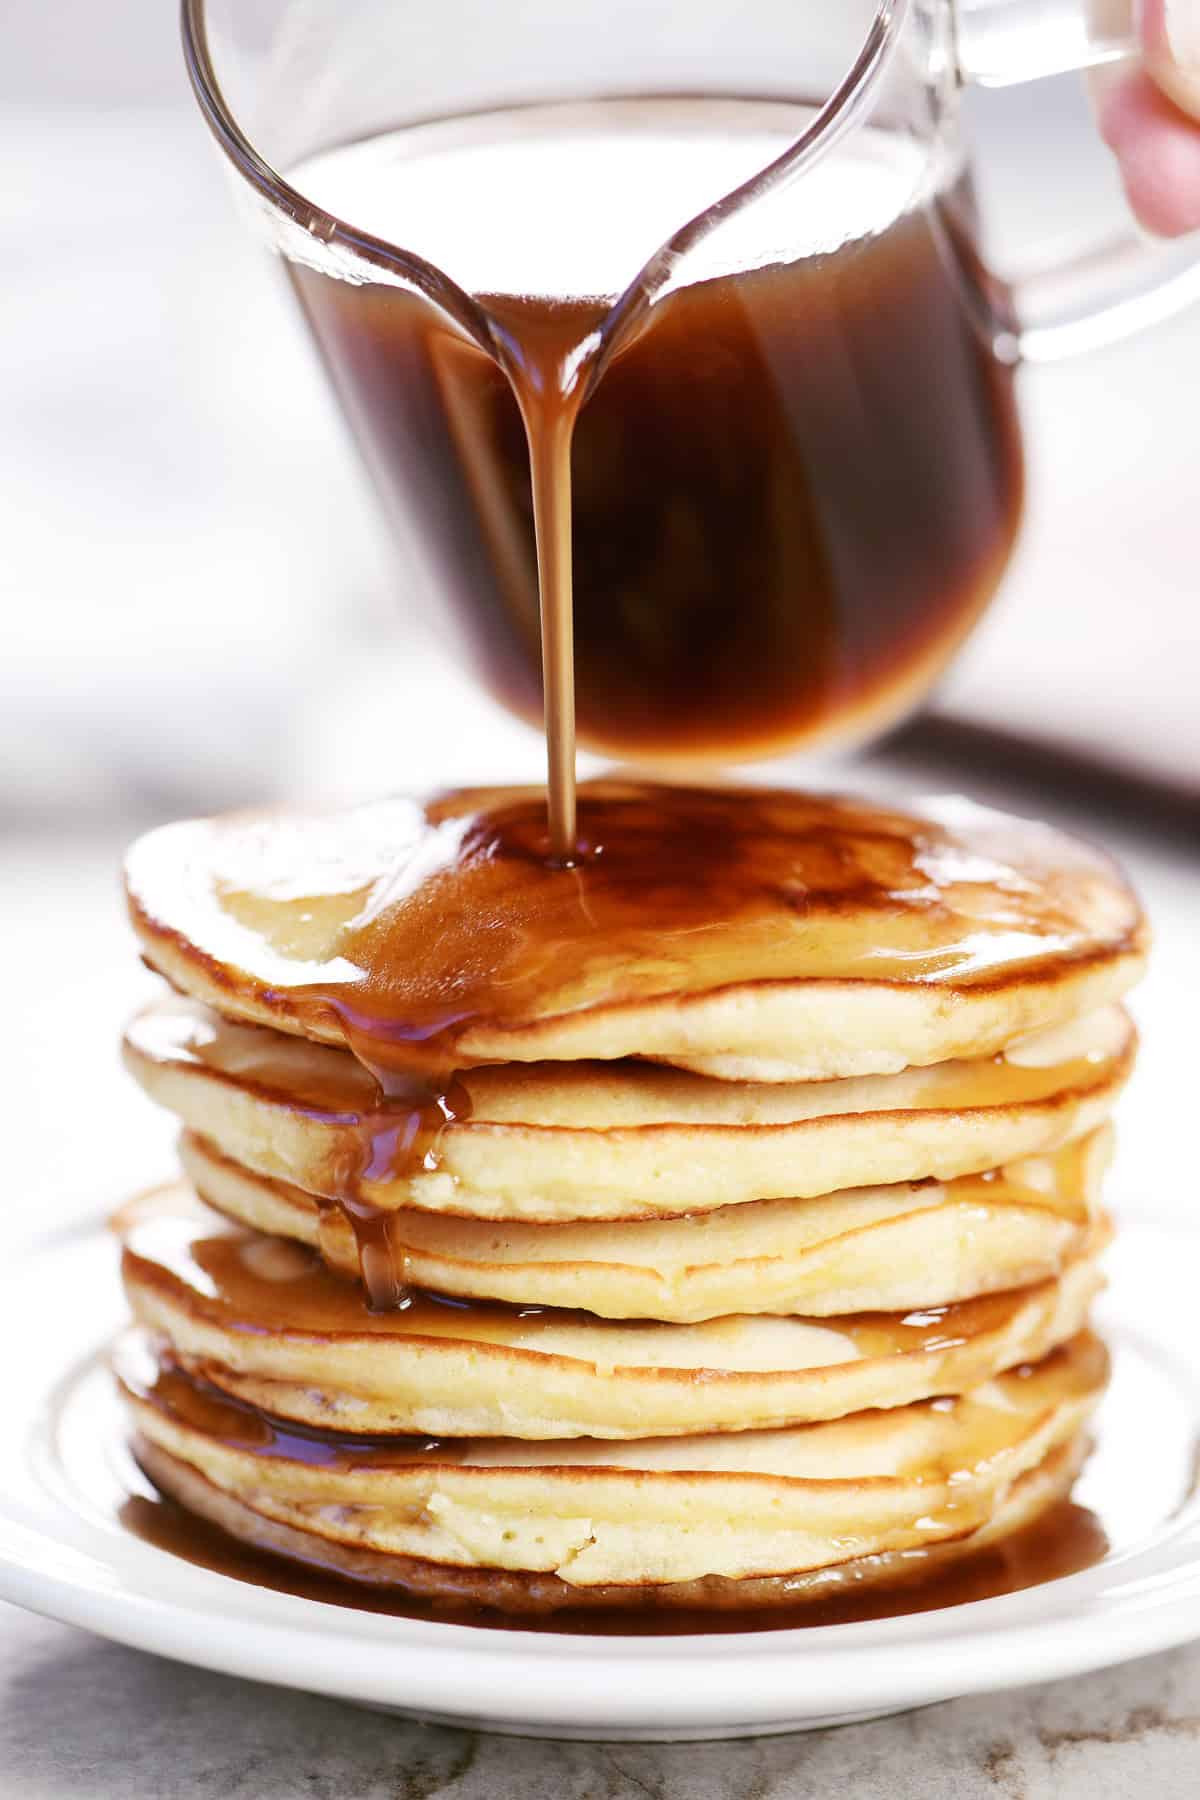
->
xmin=120 ymin=1483 xmax=1110 ymax=1637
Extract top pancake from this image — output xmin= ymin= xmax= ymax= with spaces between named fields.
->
xmin=125 ymin=782 xmax=1146 ymax=1081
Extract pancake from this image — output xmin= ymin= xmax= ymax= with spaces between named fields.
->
xmin=665 ymin=1016 xmax=1130 ymax=1085
xmin=117 ymin=1329 xmax=1107 ymax=1590
xmin=180 ymin=1128 xmax=1111 ymax=1321
xmin=124 ymin=996 xmax=1134 ymax=1222
xmin=124 ymin=783 xmax=1147 ymax=1084
xmin=117 ymin=1184 xmax=1107 ymax=1439
xmin=135 ymin=1429 xmax=1089 ymax=1615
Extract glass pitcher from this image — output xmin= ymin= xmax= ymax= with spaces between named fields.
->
xmin=182 ymin=0 xmax=1199 ymax=773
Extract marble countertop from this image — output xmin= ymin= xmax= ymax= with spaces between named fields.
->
xmin=4 ymin=1608 xmax=1200 ymax=1799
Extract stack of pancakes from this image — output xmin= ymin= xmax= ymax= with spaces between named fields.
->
xmin=114 ymin=783 xmax=1145 ymax=1614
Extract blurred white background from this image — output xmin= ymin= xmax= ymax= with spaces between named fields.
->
xmin=0 ymin=0 xmax=1195 ymax=1235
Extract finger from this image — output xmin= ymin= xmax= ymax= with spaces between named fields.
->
xmin=1092 ymin=64 xmax=1200 ymax=236
xmin=1141 ymin=0 xmax=1200 ymax=123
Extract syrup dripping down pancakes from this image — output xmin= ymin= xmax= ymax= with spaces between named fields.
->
xmin=116 ymin=782 xmax=1145 ymax=1615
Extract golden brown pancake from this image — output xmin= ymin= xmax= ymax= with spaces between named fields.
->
xmin=179 ymin=1128 xmax=1110 ymax=1321
xmin=124 ymin=783 xmax=1146 ymax=1083
xmin=135 ymin=1429 xmax=1089 ymax=1615
xmin=117 ymin=1184 xmax=1107 ymax=1439
xmin=118 ymin=1330 xmax=1107 ymax=1590
xmin=123 ymin=996 xmax=1133 ymax=1221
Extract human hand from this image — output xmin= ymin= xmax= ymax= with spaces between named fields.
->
xmin=1093 ymin=0 xmax=1200 ymax=235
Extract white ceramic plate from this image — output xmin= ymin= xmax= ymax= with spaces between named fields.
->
xmin=2 ymin=1217 xmax=1199 ymax=1741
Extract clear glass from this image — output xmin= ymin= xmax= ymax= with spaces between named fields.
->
xmin=182 ymin=0 xmax=1198 ymax=760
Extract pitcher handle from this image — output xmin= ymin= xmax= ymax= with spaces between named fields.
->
xmin=955 ymin=0 xmax=1200 ymax=361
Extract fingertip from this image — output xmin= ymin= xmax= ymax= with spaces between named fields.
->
xmin=1142 ymin=0 xmax=1200 ymax=124
xmin=1097 ymin=69 xmax=1200 ymax=237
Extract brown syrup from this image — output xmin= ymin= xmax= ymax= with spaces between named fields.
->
xmin=483 ymin=292 xmax=594 ymax=862
xmin=313 ymin=1058 xmax=474 ymax=1309
xmin=119 ymin=1478 xmax=1108 ymax=1637
xmin=119 ymin=1347 xmax=466 ymax=1471
xmin=129 ymin=1006 xmax=480 ymax=1309
xmin=124 ymin=1209 xmax=557 ymax=1350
